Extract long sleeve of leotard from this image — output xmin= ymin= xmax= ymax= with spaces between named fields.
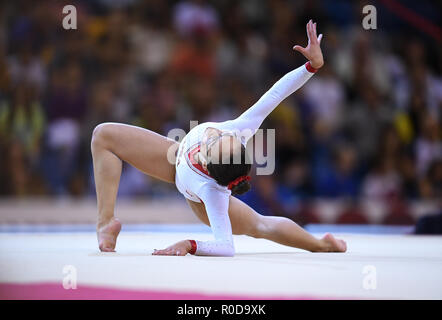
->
xmin=194 ymin=185 xmax=235 ymax=257
xmin=221 ymin=63 xmax=315 ymax=143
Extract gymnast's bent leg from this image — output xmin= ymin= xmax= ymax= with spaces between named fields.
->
xmin=91 ymin=122 xmax=177 ymax=252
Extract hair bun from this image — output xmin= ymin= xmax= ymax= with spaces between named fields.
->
xmin=230 ymin=180 xmax=251 ymax=196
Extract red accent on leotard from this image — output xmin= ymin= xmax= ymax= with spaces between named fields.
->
xmin=188 ymin=240 xmax=197 ymax=255
xmin=305 ymin=61 xmax=318 ymax=73
xmin=188 ymin=145 xmax=210 ymax=176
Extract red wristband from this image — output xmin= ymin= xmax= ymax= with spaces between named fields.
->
xmin=305 ymin=61 xmax=318 ymax=73
xmin=188 ymin=240 xmax=197 ymax=255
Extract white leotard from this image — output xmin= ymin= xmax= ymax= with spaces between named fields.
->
xmin=175 ymin=63 xmax=315 ymax=256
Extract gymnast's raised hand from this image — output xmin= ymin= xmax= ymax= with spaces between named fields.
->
xmin=293 ymin=19 xmax=324 ymax=70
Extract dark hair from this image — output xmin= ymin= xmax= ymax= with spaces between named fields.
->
xmin=207 ymin=145 xmax=252 ymax=196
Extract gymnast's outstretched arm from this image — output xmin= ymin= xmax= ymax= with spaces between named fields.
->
xmin=221 ymin=19 xmax=324 ymax=143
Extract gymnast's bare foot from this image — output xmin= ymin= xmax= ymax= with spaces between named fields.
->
xmin=97 ymin=217 xmax=122 ymax=252
xmin=319 ymin=233 xmax=347 ymax=252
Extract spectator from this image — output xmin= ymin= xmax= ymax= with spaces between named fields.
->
xmin=315 ymin=143 xmax=361 ymax=198
xmin=362 ymin=154 xmax=401 ymax=200
xmin=0 ymin=84 xmax=45 ymax=195
xmin=415 ymin=113 xmax=442 ymax=177
xmin=303 ymin=64 xmax=345 ymax=131
xmin=173 ymin=0 xmax=219 ymax=37
xmin=41 ymin=61 xmax=88 ymax=195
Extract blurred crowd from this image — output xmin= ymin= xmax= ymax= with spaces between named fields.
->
xmin=0 ymin=0 xmax=441 ymax=219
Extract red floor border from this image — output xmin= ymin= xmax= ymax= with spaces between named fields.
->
xmin=0 ymin=282 xmax=328 ymax=300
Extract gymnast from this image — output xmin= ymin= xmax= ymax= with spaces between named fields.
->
xmin=91 ymin=20 xmax=347 ymax=256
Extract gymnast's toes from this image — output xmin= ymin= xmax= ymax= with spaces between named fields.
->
xmin=322 ymin=233 xmax=347 ymax=253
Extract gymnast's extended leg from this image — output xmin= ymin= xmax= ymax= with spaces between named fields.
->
xmin=187 ymin=197 xmax=346 ymax=252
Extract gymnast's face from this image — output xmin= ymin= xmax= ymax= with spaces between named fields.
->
xmin=200 ymin=127 xmax=242 ymax=167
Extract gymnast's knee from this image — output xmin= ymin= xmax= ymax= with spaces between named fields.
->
xmin=91 ymin=122 xmax=117 ymax=150
xmin=247 ymin=216 xmax=270 ymax=239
